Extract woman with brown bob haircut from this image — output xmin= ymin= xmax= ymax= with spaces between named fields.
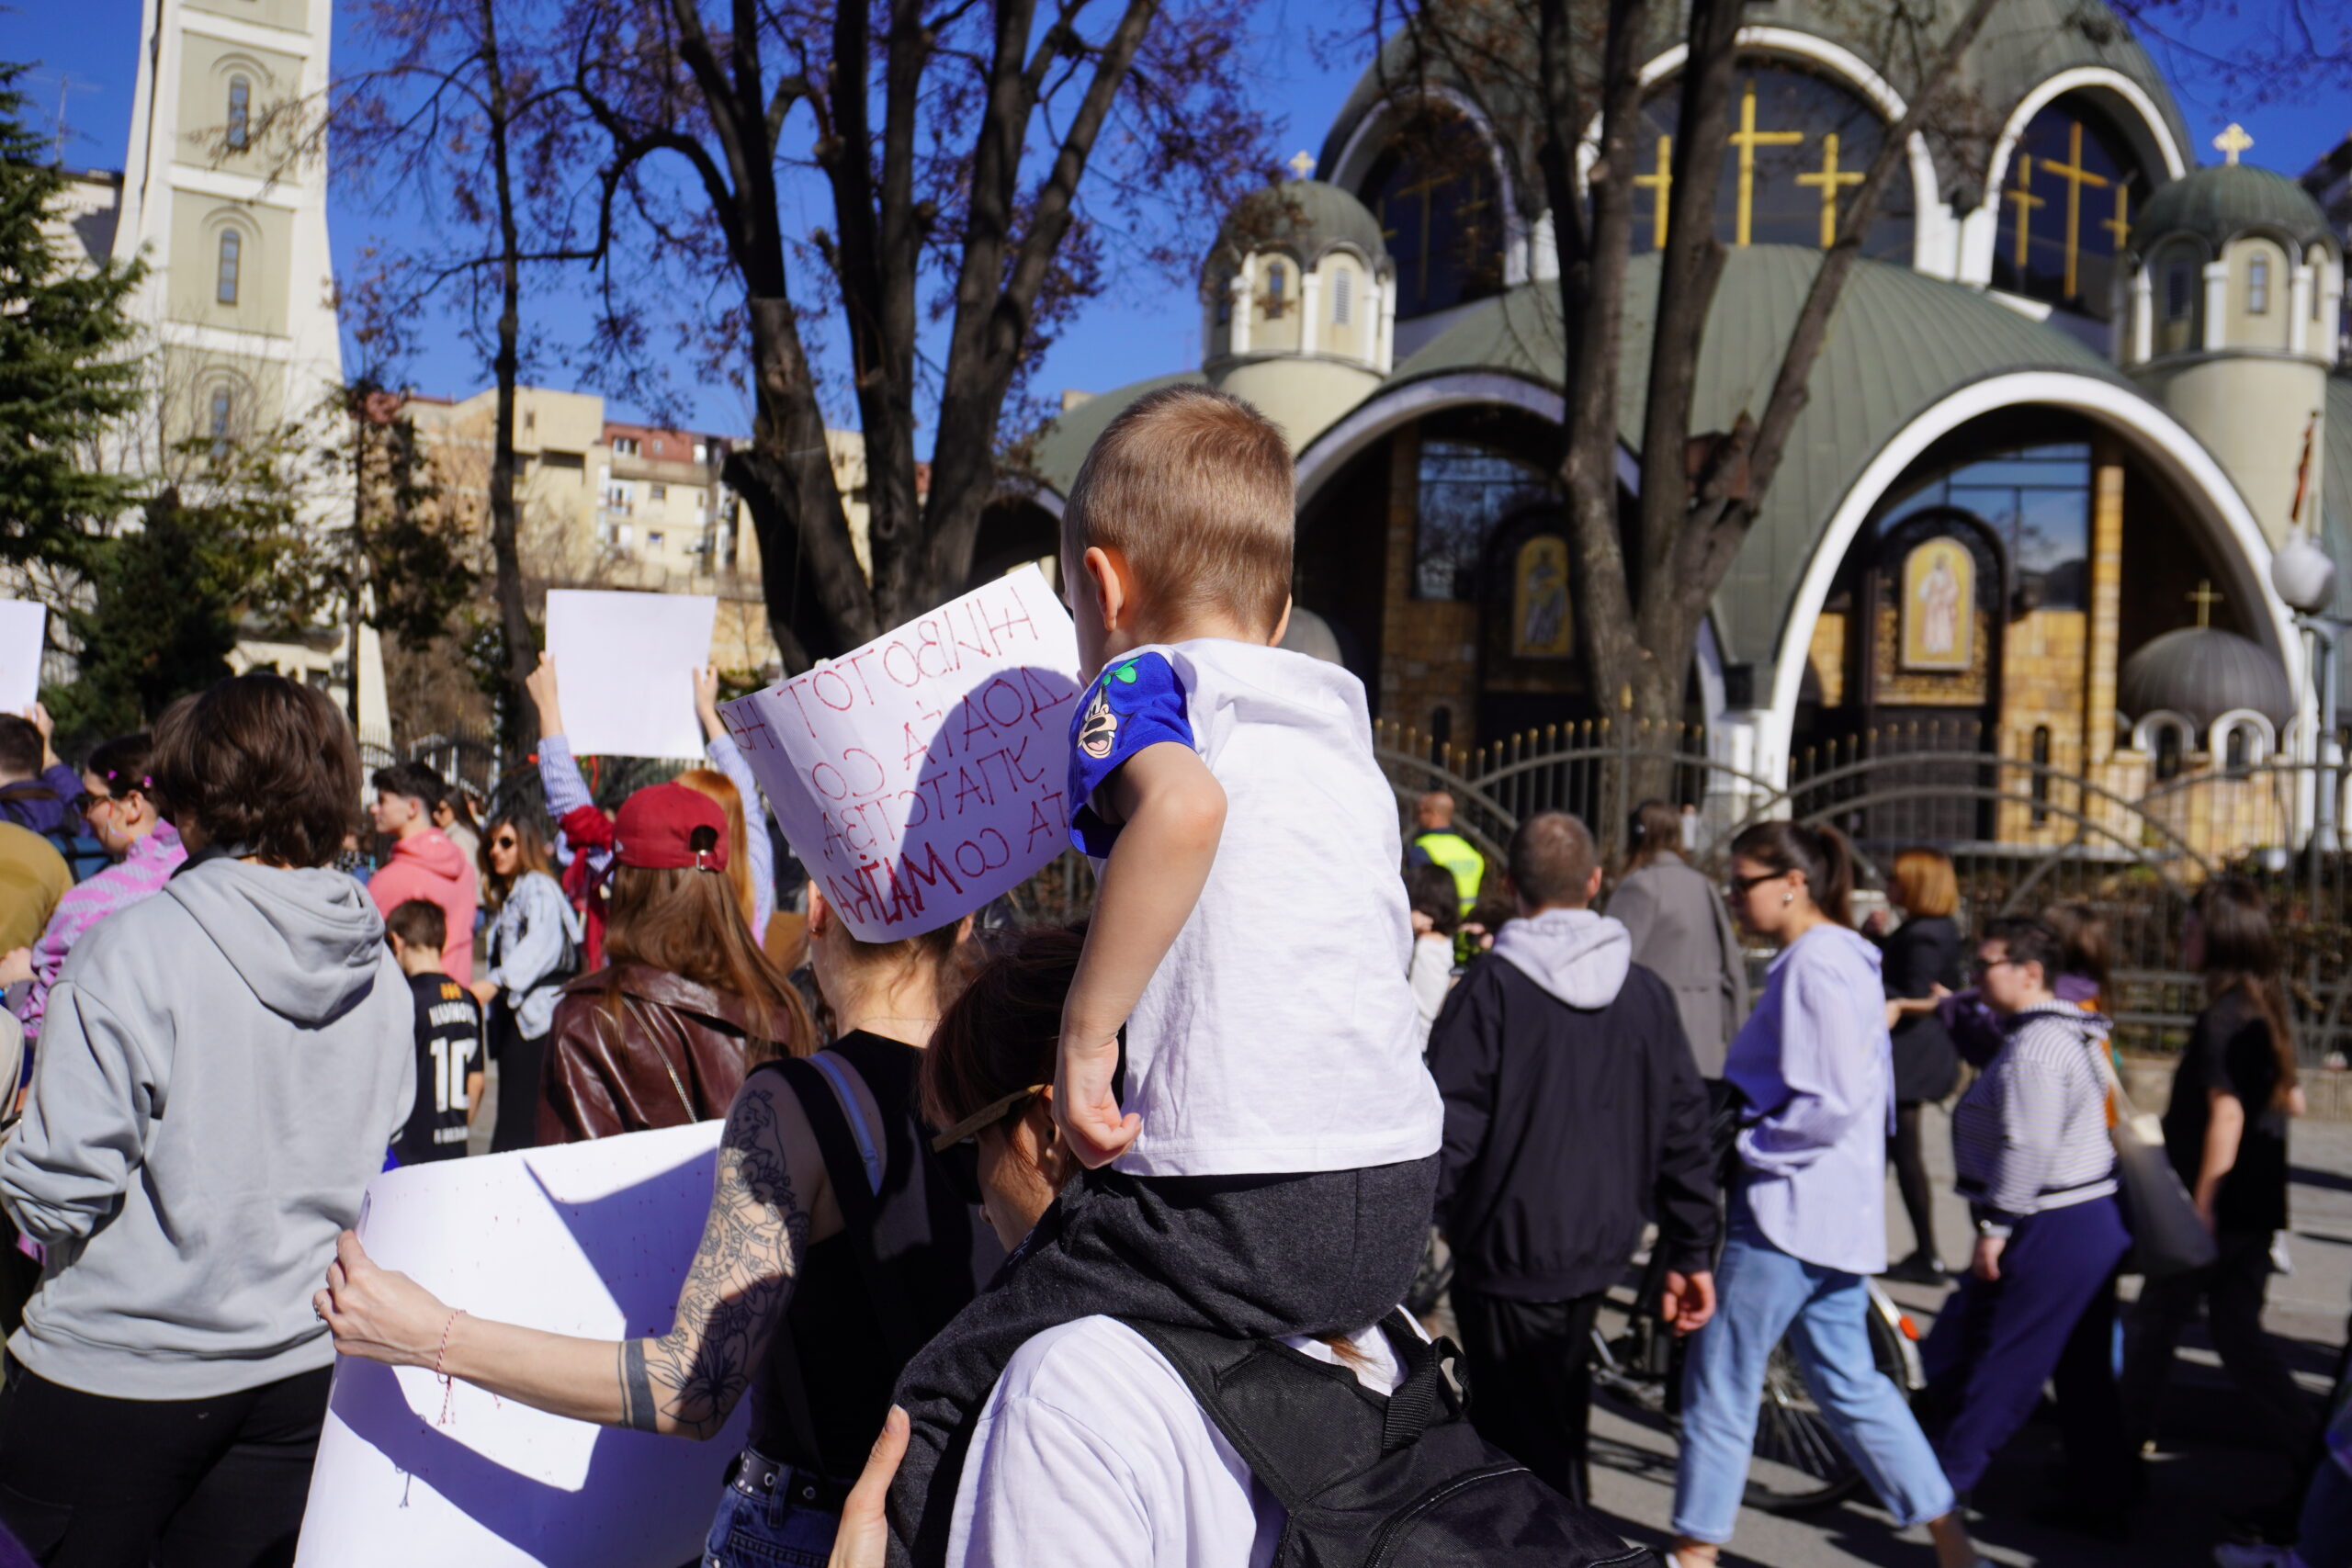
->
xmin=1874 ymin=847 xmax=1964 ymax=1283
xmin=0 ymin=674 xmax=417 ymax=1564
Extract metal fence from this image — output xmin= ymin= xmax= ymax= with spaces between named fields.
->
xmin=1374 ymin=716 xmax=2352 ymax=1066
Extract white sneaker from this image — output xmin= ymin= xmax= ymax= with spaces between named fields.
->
xmin=2213 ymin=1543 xmax=2295 ymax=1568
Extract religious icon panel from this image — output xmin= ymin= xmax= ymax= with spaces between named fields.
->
xmin=1512 ymin=536 xmax=1575 ymax=659
xmin=1900 ymin=536 xmax=1974 ymax=671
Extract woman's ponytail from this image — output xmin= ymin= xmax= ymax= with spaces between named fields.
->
xmin=1726 ymin=818 xmax=1856 ymax=927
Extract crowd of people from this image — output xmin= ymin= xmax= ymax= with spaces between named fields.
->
xmin=0 ymin=378 xmax=2324 ymax=1568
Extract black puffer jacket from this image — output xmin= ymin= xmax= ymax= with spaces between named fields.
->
xmin=1427 ymin=909 xmax=1718 ymax=1301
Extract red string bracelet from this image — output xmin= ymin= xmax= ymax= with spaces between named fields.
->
xmin=434 ymin=1309 xmax=466 ymax=1426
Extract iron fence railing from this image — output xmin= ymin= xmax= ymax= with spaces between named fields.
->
xmin=1374 ymin=716 xmax=2352 ymax=1067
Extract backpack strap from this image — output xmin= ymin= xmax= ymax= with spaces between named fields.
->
xmin=1119 ymin=1310 xmax=1444 ymax=1512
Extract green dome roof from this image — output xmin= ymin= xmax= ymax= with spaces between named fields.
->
xmin=1207 ymin=180 xmax=1390 ymax=276
xmin=2128 ymin=162 xmax=2334 ymax=255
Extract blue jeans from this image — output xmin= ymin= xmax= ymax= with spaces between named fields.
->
xmin=702 ymin=1450 xmax=841 ymax=1567
xmin=1673 ymin=1221 xmax=1956 ymax=1543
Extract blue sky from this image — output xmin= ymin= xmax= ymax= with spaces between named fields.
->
xmin=10 ymin=1 xmax=2348 ymax=437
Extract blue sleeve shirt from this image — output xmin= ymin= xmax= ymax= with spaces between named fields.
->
xmin=1066 ymin=653 xmax=1194 ymax=858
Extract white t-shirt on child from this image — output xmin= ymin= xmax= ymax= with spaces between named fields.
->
xmin=946 ymin=1315 xmax=1409 ymax=1568
xmin=1065 ymin=638 xmax=1443 ymax=1177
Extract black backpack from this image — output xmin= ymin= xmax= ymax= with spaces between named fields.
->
xmin=1120 ymin=1314 xmax=1657 ymax=1568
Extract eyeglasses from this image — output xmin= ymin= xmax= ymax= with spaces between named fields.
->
xmin=929 ymin=1084 xmax=1049 ymax=1153
xmin=1972 ymin=955 xmax=2019 ymax=977
xmin=73 ymin=791 xmax=116 ymax=816
xmin=1724 ymin=869 xmax=1787 ymax=897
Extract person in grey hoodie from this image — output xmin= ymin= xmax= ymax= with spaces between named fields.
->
xmin=1426 ymin=809 xmax=1718 ymax=1509
xmin=0 ymin=674 xmax=413 ymax=1568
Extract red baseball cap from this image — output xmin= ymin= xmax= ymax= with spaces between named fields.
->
xmin=614 ymin=782 xmax=729 ymax=872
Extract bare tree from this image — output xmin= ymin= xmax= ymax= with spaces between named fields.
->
xmin=1374 ymin=0 xmax=2004 ymax=763
xmin=561 ymin=0 xmax=1273 ymax=669
xmin=332 ymin=0 xmax=600 ymax=756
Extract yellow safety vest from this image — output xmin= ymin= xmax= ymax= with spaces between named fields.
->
xmin=1414 ymin=830 xmax=1485 ymax=915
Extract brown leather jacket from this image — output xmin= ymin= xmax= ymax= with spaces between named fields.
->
xmin=537 ymin=964 xmax=774 ymax=1143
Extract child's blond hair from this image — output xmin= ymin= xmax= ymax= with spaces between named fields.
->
xmin=1061 ymin=385 xmax=1294 ymax=637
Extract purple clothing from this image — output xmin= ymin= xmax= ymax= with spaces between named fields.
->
xmin=17 ymin=825 xmax=187 ymax=1043
xmin=0 ymin=765 xmax=82 ymax=844
xmin=1723 ymin=923 xmax=1894 ymax=1275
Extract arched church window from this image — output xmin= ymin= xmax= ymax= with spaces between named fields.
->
xmin=216 ymin=228 xmax=242 ymax=305
xmin=227 ymin=75 xmax=251 ymax=150
xmin=208 ymin=388 xmax=232 ymax=456
xmin=1263 ymin=260 xmax=1288 ymax=319
xmin=1358 ymin=108 xmax=1505 ymax=320
xmin=1631 ymin=60 xmax=1911 ymax=262
xmin=2154 ymin=723 xmax=2182 ymax=780
xmin=1993 ymin=96 xmax=2147 ymax=321
xmin=2248 ymin=254 xmax=2270 ymax=313
xmin=2165 ymin=264 xmax=2192 ymax=319
xmin=1878 ymin=441 xmax=2092 ymax=612
xmin=1415 ymin=440 xmax=1560 ymax=600
xmin=1331 ymin=267 xmax=1352 ymax=325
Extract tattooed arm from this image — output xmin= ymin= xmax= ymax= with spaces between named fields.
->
xmin=319 ymin=1074 xmax=834 ymax=1439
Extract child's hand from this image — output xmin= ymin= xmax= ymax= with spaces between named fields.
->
xmin=1056 ymin=1032 xmax=1140 ymax=1168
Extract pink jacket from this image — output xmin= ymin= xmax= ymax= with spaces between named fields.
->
xmin=368 ymin=829 xmax=480 ymax=984
xmin=19 ymin=823 xmax=188 ymax=1044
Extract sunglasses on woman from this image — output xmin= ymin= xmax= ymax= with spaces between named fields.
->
xmin=491 ymin=834 xmax=518 ymax=850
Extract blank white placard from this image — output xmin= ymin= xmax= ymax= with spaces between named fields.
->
xmin=543 ymin=591 xmax=716 ymax=759
xmin=0 ymin=602 xmax=46 ymax=716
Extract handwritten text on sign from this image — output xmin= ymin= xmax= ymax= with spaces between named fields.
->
xmin=719 ymin=565 xmax=1082 ymax=941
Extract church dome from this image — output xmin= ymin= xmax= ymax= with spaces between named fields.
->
xmin=2128 ymin=162 xmax=2333 ymax=256
xmin=1207 ymin=180 xmax=1389 ymax=275
xmin=2117 ymin=626 xmax=2293 ymax=729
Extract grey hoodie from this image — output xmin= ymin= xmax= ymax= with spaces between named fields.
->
xmin=2 ymin=857 xmax=414 ymax=1398
xmin=1491 ymin=907 xmax=1633 ymax=1010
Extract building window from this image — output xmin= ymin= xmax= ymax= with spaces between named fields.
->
xmin=2224 ymin=725 xmax=2249 ymax=774
xmin=650 ymin=483 xmax=667 ymax=502
xmin=1988 ymin=96 xmax=2143 ymax=320
xmin=693 ymin=441 xmax=707 ymax=464
xmin=648 ymin=530 xmax=665 ymax=549
xmin=1879 ymin=441 xmax=2093 ymax=611
xmin=614 ymin=436 xmax=639 ymax=457
xmin=2030 ymin=726 xmax=2052 ymax=823
xmin=1263 ymin=261 xmax=1287 ymax=319
xmin=1359 ymin=105 xmax=1508 ymax=317
xmin=208 ymin=388 xmax=232 ymax=454
xmin=216 ymin=229 xmax=241 ymax=305
xmin=1331 ymin=267 xmax=1351 ymax=325
xmin=226 ymin=76 xmax=250 ymax=150
xmin=2248 ymin=254 xmax=2270 ymax=313
xmin=695 ymin=490 xmax=708 ymax=513
xmin=525 ymin=410 xmax=537 ymax=433
xmin=2165 ymin=264 xmax=2191 ymax=320
xmin=1415 ymin=441 xmax=1561 ymax=600
xmin=2154 ymin=724 xmax=2183 ymax=781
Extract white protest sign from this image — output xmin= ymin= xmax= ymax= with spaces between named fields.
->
xmin=295 ymin=1122 xmax=749 ymax=1568
xmin=0 ymin=601 xmax=44 ymax=716
xmin=719 ymin=564 xmax=1081 ymax=941
xmin=545 ymin=589 xmax=716 ymax=758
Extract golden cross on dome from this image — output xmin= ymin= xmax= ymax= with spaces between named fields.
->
xmin=1795 ymin=132 xmax=1863 ymax=248
xmin=2007 ymin=154 xmax=2044 ymax=272
xmin=1287 ymin=149 xmax=1317 ymax=181
xmin=2039 ymin=121 xmax=2109 ymax=299
xmin=2188 ymin=579 xmax=2223 ymax=628
xmin=1634 ymin=134 xmax=1674 ymax=248
xmin=1727 ymin=83 xmax=1803 ymax=245
xmin=2213 ymin=123 xmax=2254 ymax=165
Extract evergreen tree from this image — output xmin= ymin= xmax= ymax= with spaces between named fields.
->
xmin=0 ymin=62 xmax=145 ymax=564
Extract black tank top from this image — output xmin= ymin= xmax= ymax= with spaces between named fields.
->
xmin=748 ymin=1032 xmax=999 ymax=1477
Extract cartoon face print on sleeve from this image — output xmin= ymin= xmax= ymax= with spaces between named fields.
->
xmin=1066 ymin=654 xmax=1193 ymax=857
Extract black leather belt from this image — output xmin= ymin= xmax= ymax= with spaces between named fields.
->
xmin=727 ymin=1447 xmax=851 ymax=1515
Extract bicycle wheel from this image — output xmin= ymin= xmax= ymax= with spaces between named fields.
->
xmin=1741 ymin=1294 xmax=1910 ymax=1515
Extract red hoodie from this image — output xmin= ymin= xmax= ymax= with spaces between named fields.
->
xmin=369 ymin=828 xmax=481 ymax=984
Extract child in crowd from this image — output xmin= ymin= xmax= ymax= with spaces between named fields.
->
xmin=384 ymin=899 xmax=483 ymax=1167
xmin=889 ymin=384 xmax=1443 ymax=1561
xmin=1406 ymin=862 xmax=1463 ymax=1043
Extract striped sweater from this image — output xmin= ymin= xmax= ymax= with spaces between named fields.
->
xmin=1951 ymin=999 xmax=2118 ymax=1232
xmin=17 ymin=823 xmax=187 ymax=1045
